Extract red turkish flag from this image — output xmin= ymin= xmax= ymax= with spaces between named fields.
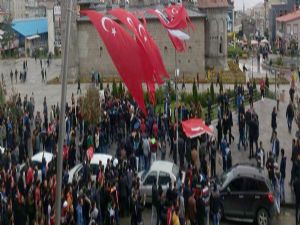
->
xmin=81 ymin=10 xmax=146 ymax=114
xmin=109 ymin=8 xmax=169 ymax=104
xmin=165 ymin=5 xmax=195 ymax=30
xmin=147 ymin=6 xmax=193 ymax=52
xmin=147 ymin=6 xmax=188 ymax=30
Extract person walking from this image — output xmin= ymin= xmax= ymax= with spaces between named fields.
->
xmin=271 ymin=131 xmax=280 ymax=162
xmin=286 ymin=101 xmax=294 ymax=133
xmin=77 ymin=78 xmax=82 ymax=94
xmin=294 ymin=159 xmax=300 ymax=225
xmin=256 ymin=141 xmax=265 ymax=169
xmin=15 ymin=69 xmax=18 ymax=83
xmin=210 ymin=139 xmax=217 ymax=177
xmin=271 ymin=107 xmax=277 ymax=141
xmin=280 ymin=149 xmax=286 ymax=204
xmin=210 ymin=183 xmax=221 ymax=225
xmin=238 ymin=114 xmax=245 ymax=151
xmin=151 ymin=181 xmax=158 ymax=225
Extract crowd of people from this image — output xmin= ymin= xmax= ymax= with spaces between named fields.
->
xmin=0 ymin=57 xmax=299 ymax=225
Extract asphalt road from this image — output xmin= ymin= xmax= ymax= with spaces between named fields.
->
xmin=119 ymin=207 xmax=295 ymax=225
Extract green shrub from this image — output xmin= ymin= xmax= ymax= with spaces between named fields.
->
xmin=228 ymin=46 xmax=243 ymax=58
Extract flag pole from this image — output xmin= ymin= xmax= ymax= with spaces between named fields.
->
xmin=175 ymin=50 xmax=179 ymax=164
xmin=55 ymin=0 xmax=74 ymax=224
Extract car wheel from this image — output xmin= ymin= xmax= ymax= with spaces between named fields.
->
xmin=256 ymin=208 xmax=269 ymax=225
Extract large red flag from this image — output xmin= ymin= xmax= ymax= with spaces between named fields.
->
xmin=109 ymin=9 xmax=162 ymax=85
xmin=109 ymin=8 xmax=168 ymax=104
xmin=80 ymin=10 xmax=146 ymax=114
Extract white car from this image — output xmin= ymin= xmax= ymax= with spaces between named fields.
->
xmin=68 ymin=153 xmax=114 ymax=183
xmin=138 ymin=161 xmax=185 ymax=202
xmin=18 ymin=152 xmax=54 ymax=181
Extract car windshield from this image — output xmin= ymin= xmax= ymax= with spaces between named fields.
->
xmin=172 ymin=164 xmax=179 ymax=178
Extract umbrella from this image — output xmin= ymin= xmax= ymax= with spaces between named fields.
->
xmin=251 ymin=40 xmax=258 ymax=45
xmin=182 ymin=118 xmax=213 ymax=139
xmin=261 ymin=39 xmax=269 ymax=44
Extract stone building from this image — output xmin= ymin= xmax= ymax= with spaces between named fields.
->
xmin=62 ymin=0 xmax=228 ymax=79
xmin=197 ymin=0 xmax=228 ymax=70
xmin=77 ymin=5 xmax=206 ymax=78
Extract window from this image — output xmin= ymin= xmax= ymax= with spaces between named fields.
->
xmin=244 ymin=178 xmax=269 ymax=192
xmin=219 ymin=36 xmax=223 ymax=54
xmin=294 ymin=24 xmax=298 ymax=37
xmin=287 ymin=24 xmax=291 ymax=35
xmin=144 ymin=171 xmax=157 ymax=185
xmin=158 ymin=172 xmax=171 ymax=186
xmin=228 ymin=178 xmax=244 ymax=192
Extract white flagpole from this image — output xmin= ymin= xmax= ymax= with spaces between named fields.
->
xmin=55 ymin=0 xmax=74 ymax=224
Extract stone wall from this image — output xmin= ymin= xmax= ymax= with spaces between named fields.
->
xmin=77 ymin=17 xmax=206 ymax=78
xmin=203 ymin=8 xmax=228 ymax=70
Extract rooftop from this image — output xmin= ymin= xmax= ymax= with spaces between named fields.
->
xmin=276 ymin=10 xmax=300 ymax=22
xmin=77 ymin=4 xmax=206 ymax=22
xmin=12 ymin=17 xmax=48 ymax=37
xmin=197 ymin=0 xmax=228 ymax=9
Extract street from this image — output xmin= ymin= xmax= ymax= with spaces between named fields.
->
xmin=119 ymin=207 xmax=295 ymax=225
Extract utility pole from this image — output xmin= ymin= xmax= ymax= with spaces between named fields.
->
xmin=175 ymin=51 xmax=179 ymax=162
xmin=54 ymin=0 xmax=74 ymax=224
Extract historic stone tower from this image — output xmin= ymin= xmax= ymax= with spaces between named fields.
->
xmin=197 ymin=0 xmax=229 ymax=70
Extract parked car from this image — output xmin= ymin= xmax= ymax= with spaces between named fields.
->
xmin=17 ymin=152 xmax=54 ymax=181
xmin=218 ymin=164 xmax=276 ymax=225
xmin=68 ymin=153 xmax=114 ymax=183
xmin=138 ymin=161 xmax=185 ymax=202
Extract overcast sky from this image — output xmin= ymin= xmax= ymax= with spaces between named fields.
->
xmin=234 ymin=0 xmax=263 ymax=11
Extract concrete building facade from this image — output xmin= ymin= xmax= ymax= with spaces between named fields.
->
xmin=276 ymin=10 xmax=300 ymax=52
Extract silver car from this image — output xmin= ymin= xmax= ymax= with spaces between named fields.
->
xmin=138 ymin=160 xmax=185 ymax=202
xmin=68 ymin=153 xmax=114 ymax=183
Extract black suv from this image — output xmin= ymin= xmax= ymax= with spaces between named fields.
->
xmin=218 ymin=164 xmax=276 ymax=225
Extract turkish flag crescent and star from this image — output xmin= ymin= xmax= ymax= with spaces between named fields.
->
xmin=80 ymin=10 xmax=146 ymax=114
xmin=108 ymin=8 xmax=169 ymax=104
xmin=147 ymin=5 xmax=193 ymax=52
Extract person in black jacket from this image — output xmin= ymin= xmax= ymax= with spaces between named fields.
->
xmin=286 ymin=102 xmax=294 ymax=133
xmin=151 ymin=181 xmax=158 ymax=225
xmin=210 ymin=183 xmax=221 ymax=225
xmin=280 ymin=149 xmax=286 ymax=203
xmin=271 ymin=107 xmax=277 ymax=141
xmin=216 ymin=119 xmax=222 ymax=151
xmin=294 ymin=162 xmax=300 ymax=225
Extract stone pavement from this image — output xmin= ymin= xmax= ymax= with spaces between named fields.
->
xmin=0 ymin=58 xmax=90 ymax=114
xmin=211 ymin=97 xmax=296 ymax=206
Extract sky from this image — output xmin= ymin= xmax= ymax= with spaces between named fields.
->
xmin=234 ymin=0 xmax=263 ymax=11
